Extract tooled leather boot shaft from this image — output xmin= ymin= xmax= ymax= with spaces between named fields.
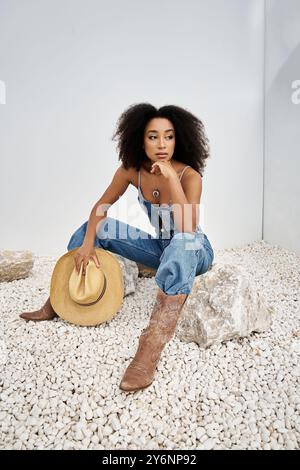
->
xmin=119 ymin=288 xmax=188 ymax=391
xmin=141 ymin=290 xmax=188 ymax=343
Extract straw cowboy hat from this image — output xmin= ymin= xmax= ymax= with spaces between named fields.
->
xmin=50 ymin=248 xmax=124 ymax=326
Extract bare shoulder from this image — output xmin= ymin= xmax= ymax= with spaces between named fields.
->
xmin=181 ymin=166 xmax=202 ymax=185
xmin=124 ymin=166 xmax=139 ymax=188
xmin=180 ymin=166 xmax=202 ymax=203
xmin=116 ymin=164 xmax=135 ymax=183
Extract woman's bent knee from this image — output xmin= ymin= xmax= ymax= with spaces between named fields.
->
xmin=67 ymin=221 xmax=88 ymax=251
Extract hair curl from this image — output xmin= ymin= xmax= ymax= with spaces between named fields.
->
xmin=111 ymin=103 xmax=210 ymax=176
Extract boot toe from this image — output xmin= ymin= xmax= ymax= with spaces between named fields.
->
xmin=119 ymin=366 xmax=153 ymax=392
xmin=119 ymin=378 xmax=152 ymax=392
xmin=119 ymin=379 xmax=137 ymax=392
xmin=19 ymin=312 xmax=32 ymax=320
xmin=19 ymin=311 xmax=49 ymax=321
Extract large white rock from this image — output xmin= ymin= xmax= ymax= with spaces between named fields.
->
xmin=0 ymin=250 xmax=34 ymax=282
xmin=111 ymin=253 xmax=139 ymax=297
xmin=177 ymin=263 xmax=274 ymax=348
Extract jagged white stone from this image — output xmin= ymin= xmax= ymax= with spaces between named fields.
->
xmin=112 ymin=253 xmax=139 ymax=297
xmin=0 ymin=250 xmax=34 ymax=282
xmin=177 ymin=263 xmax=274 ymax=347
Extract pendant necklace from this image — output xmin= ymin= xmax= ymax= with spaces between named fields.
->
xmin=151 ymin=171 xmax=160 ymax=198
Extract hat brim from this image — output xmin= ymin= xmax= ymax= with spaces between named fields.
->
xmin=50 ymin=248 xmax=124 ymax=326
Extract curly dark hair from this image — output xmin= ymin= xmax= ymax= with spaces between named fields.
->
xmin=111 ymin=103 xmax=210 ymax=176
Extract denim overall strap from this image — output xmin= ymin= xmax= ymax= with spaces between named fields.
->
xmin=178 ymin=165 xmax=190 ymax=182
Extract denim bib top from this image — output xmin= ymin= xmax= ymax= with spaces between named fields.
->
xmin=137 ymin=165 xmax=204 ymax=239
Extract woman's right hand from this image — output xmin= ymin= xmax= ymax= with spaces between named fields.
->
xmin=73 ymin=244 xmax=101 ymax=276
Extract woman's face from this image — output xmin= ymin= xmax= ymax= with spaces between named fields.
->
xmin=143 ymin=118 xmax=175 ymax=166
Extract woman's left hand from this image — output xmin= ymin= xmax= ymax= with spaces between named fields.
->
xmin=150 ymin=161 xmax=177 ymax=180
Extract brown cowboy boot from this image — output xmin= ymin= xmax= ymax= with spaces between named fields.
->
xmin=19 ymin=296 xmax=58 ymax=321
xmin=119 ymin=287 xmax=188 ymax=392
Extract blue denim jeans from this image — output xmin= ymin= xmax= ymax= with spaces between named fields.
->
xmin=67 ymin=217 xmax=214 ymax=295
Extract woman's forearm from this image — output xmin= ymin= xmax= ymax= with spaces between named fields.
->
xmin=168 ymin=175 xmax=198 ymax=233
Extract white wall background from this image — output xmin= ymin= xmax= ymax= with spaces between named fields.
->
xmin=263 ymin=0 xmax=300 ymax=255
xmin=0 ymin=0 xmax=264 ymax=256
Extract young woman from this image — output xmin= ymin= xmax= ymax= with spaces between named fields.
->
xmin=20 ymin=103 xmax=214 ymax=392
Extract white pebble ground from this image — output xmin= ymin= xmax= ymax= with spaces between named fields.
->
xmin=0 ymin=240 xmax=299 ymax=450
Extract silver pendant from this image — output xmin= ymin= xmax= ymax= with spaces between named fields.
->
xmin=152 ymin=189 xmax=160 ymax=198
